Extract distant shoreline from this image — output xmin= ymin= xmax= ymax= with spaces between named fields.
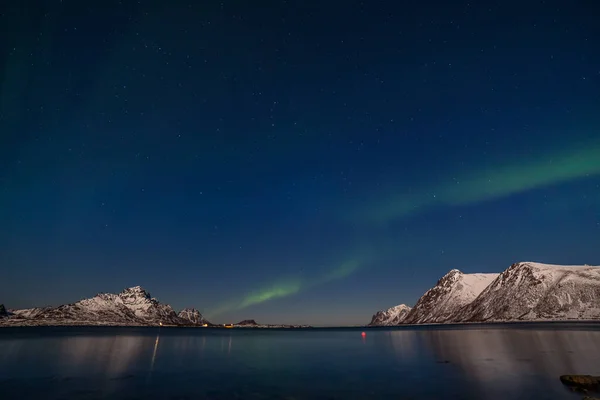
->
xmin=366 ymin=319 xmax=600 ymax=328
xmin=2 ymin=319 xmax=600 ymax=330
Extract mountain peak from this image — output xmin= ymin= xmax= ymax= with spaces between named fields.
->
xmin=180 ymin=307 xmax=199 ymax=312
xmin=3 ymin=287 xmax=209 ymax=327
xmin=123 ymin=285 xmax=146 ymax=292
xmin=435 ymin=269 xmax=463 ymax=285
xmin=178 ymin=308 xmax=207 ymax=325
xmin=389 ymin=304 xmax=411 ymax=311
xmin=454 ymin=262 xmax=600 ymax=322
xmin=442 ymin=269 xmax=463 ymax=279
xmin=368 ymin=304 xmax=412 ymax=326
xmin=403 ymin=270 xmax=498 ymax=324
xmin=120 ymin=286 xmax=151 ymax=298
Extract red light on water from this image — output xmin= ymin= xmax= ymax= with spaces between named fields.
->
xmin=361 ymin=332 xmax=366 ymax=337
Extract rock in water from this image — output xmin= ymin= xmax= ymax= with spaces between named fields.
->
xmin=560 ymin=375 xmax=600 ymax=392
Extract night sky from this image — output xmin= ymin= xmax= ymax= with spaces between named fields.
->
xmin=1 ymin=0 xmax=599 ymax=326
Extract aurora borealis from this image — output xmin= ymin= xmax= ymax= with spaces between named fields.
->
xmin=1 ymin=1 xmax=599 ymax=325
xmin=210 ymin=259 xmax=362 ymax=317
xmin=351 ymin=137 xmax=600 ymax=225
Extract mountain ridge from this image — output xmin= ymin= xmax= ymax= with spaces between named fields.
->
xmin=3 ymin=286 xmax=209 ymax=327
xmin=403 ymin=269 xmax=498 ymax=324
xmin=369 ymin=304 xmax=412 ymax=326
xmin=369 ymin=262 xmax=600 ymax=325
xmin=452 ymin=262 xmax=600 ymax=322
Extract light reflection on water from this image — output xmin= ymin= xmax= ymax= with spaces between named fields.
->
xmin=0 ymin=325 xmax=599 ymax=399
xmin=411 ymin=328 xmax=600 ymax=399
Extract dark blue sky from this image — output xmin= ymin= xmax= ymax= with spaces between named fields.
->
xmin=1 ymin=0 xmax=599 ymax=325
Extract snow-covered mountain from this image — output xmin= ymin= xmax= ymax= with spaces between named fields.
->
xmin=178 ymin=308 xmax=208 ymax=325
xmin=452 ymin=262 xmax=600 ymax=322
xmin=403 ymin=269 xmax=498 ymax=324
xmin=371 ymin=262 xmax=600 ymax=325
xmin=369 ymin=304 xmax=412 ymax=326
xmin=4 ymin=286 xmax=209 ymax=327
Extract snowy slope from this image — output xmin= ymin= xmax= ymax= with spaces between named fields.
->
xmin=403 ymin=269 xmax=498 ymax=324
xmin=369 ymin=304 xmax=412 ymax=326
xmin=178 ymin=308 xmax=208 ymax=325
xmin=116 ymin=286 xmax=182 ymax=324
xmin=452 ymin=262 xmax=600 ymax=322
xmin=6 ymin=286 xmax=206 ymax=326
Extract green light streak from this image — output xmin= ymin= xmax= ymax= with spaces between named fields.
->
xmin=361 ymin=137 xmax=600 ymax=225
xmin=315 ymin=259 xmax=362 ymax=285
xmin=208 ymin=258 xmax=365 ymax=318
xmin=238 ymin=279 xmax=303 ymax=309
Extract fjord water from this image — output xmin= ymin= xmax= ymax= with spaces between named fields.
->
xmin=1 ymin=325 xmax=599 ymax=399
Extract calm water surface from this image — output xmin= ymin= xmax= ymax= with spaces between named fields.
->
xmin=1 ymin=324 xmax=599 ymax=399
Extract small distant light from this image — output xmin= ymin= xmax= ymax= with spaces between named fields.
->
xmin=159 ymin=322 xmax=163 ymax=326
xmin=361 ymin=332 xmax=366 ymax=337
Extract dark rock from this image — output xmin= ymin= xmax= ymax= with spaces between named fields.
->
xmin=236 ymin=319 xmax=258 ymax=326
xmin=560 ymin=375 xmax=600 ymax=392
xmin=0 ymin=304 xmax=7 ymax=317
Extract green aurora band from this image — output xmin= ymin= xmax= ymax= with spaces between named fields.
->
xmin=208 ymin=259 xmax=362 ymax=317
xmin=208 ymin=137 xmax=600 ymax=319
xmin=238 ymin=279 xmax=304 ymax=310
xmin=361 ymin=137 xmax=600 ymax=225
